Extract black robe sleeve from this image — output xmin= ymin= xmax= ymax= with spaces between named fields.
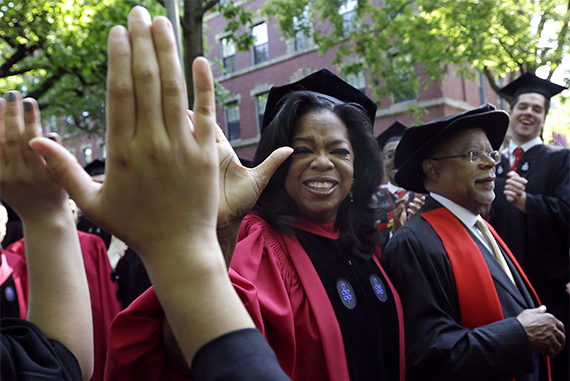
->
xmin=190 ymin=328 xmax=291 ymax=381
xmin=1 ymin=318 xmax=82 ymax=381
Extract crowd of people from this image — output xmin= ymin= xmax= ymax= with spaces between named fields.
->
xmin=1 ymin=5 xmax=568 ymax=381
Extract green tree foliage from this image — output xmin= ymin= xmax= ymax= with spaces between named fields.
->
xmin=544 ymin=98 xmax=570 ymax=146
xmin=0 ymin=0 xmax=164 ymax=135
xmin=176 ymin=0 xmax=254 ymax=105
xmin=262 ymin=0 xmax=570 ymax=105
xmin=0 ymin=0 xmax=254 ymax=135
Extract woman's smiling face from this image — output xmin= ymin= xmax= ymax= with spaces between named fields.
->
xmin=285 ymin=110 xmax=354 ymax=223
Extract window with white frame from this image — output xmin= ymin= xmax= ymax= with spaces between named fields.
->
xmin=392 ymin=76 xmax=415 ymax=103
xmin=83 ymin=147 xmax=93 ymax=165
xmin=100 ymin=143 xmax=107 ymax=160
xmin=256 ymin=92 xmax=269 ymax=131
xmin=252 ymin=23 xmax=269 ymax=64
xmin=225 ymin=102 xmax=241 ymax=141
xmin=293 ymin=6 xmax=312 ymax=51
xmin=221 ymin=37 xmax=236 ymax=73
xmin=345 ymin=70 xmax=366 ymax=92
xmin=339 ymin=0 xmax=358 ymax=33
xmin=390 ymin=54 xmax=416 ymax=103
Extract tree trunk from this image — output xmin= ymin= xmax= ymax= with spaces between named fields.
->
xmin=183 ymin=0 xmax=206 ymax=107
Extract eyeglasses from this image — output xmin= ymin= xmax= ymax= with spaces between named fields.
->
xmin=430 ymin=150 xmax=501 ymax=164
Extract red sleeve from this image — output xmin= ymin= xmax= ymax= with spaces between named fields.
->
xmin=104 ymin=287 xmax=191 ymax=381
xmin=1 ymin=249 xmax=28 ymax=318
xmin=78 ymin=232 xmax=122 ymax=381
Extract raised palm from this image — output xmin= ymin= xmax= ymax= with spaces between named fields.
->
xmin=213 ymin=124 xmax=291 ymax=228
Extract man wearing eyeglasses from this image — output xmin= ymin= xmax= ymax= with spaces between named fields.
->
xmin=382 ymin=103 xmax=565 ymax=381
xmin=488 ymin=73 xmax=569 ymax=381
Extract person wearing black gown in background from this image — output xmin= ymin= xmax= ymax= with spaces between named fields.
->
xmin=487 ymin=72 xmax=569 ymax=381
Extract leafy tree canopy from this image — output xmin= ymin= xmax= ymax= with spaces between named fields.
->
xmin=0 ymin=0 xmax=164 ymax=135
xmin=2 ymin=0 xmax=567 ymax=135
xmin=0 ymin=0 xmax=256 ymax=135
xmin=262 ymin=0 xmax=569 ymax=106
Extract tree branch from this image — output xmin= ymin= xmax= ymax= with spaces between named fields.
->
xmin=202 ymin=0 xmax=220 ymax=14
xmin=27 ymin=70 xmax=66 ymax=101
xmin=0 ymin=45 xmax=38 ymax=78
xmin=484 ymin=67 xmax=503 ymax=96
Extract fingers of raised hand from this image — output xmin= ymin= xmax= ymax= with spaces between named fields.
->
xmin=128 ymin=7 xmax=165 ymax=141
xmin=506 ymin=176 xmax=527 ymax=190
xmin=1 ymin=93 xmax=43 ymax=170
xmin=504 ymin=177 xmax=526 ymax=200
xmin=106 ymin=7 xmax=195 ymax=174
xmin=106 ymin=24 xmax=135 ymax=151
xmin=251 ymin=147 xmax=293 ymax=189
xmin=152 ymin=17 xmax=189 ymax=141
xmin=0 ymin=94 xmax=70 ymax=217
xmin=1 ymin=92 xmax=24 ymax=165
xmin=191 ymin=57 xmax=217 ymax=147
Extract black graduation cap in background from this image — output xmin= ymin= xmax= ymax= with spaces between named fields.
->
xmin=84 ymin=159 xmax=105 ymax=176
xmin=376 ymin=121 xmax=407 ymax=150
xmin=499 ymin=72 xmax=567 ymax=101
xmin=261 ymin=69 xmax=377 ymax=131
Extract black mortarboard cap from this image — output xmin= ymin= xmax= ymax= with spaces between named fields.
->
xmin=376 ymin=121 xmax=407 ymax=150
xmin=394 ymin=103 xmax=509 ymax=194
xmin=84 ymin=159 xmax=105 ymax=176
xmin=499 ymin=72 xmax=567 ymax=101
xmin=261 ymin=69 xmax=377 ymax=131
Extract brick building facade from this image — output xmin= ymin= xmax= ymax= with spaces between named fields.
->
xmin=205 ymin=0 xmax=504 ymax=161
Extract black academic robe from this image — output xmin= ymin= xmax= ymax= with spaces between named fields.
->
xmin=490 ymin=144 xmax=569 ymax=379
xmin=191 ymin=328 xmax=291 ymax=381
xmin=1 ymin=318 xmax=82 ymax=381
xmin=383 ymin=197 xmax=547 ymax=381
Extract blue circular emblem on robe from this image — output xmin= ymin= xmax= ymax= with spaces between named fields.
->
xmin=369 ymin=274 xmax=388 ymax=302
xmin=336 ymin=278 xmax=357 ymax=309
xmin=5 ymin=286 xmax=15 ymax=302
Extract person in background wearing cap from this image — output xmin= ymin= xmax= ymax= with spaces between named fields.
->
xmin=486 ymin=72 xmax=569 ymax=380
xmin=373 ymin=121 xmax=425 ymax=250
xmin=105 ymin=68 xmax=405 ymax=381
xmin=382 ymin=103 xmax=565 ymax=380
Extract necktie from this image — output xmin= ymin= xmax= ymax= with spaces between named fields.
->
xmin=510 ymin=147 xmax=523 ymax=171
xmin=475 ymin=217 xmax=515 ymax=285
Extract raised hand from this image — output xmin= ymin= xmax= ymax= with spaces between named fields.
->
xmin=25 ymin=6 xmax=282 ymax=367
xmin=0 ymin=94 xmax=68 ymax=221
xmin=1 ymin=93 xmax=93 ymax=380
xmin=210 ymin=120 xmax=291 ymax=262
xmin=30 ymin=9 xmax=219 ymax=258
xmin=504 ymin=170 xmax=527 ymax=212
xmin=391 ymin=197 xmax=408 ymax=233
xmin=407 ymin=194 xmax=425 ymax=217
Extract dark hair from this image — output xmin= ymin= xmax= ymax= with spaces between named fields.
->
xmin=510 ymin=95 xmax=550 ymax=116
xmin=252 ymin=91 xmax=383 ymax=257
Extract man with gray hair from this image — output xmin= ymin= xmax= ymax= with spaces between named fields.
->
xmin=382 ymin=104 xmax=565 ymax=380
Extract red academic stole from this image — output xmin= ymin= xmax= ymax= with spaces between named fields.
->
xmin=422 ymin=207 xmax=551 ymax=381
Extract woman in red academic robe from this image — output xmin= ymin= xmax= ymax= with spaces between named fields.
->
xmin=106 ymin=70 xmax=405 ymax=381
